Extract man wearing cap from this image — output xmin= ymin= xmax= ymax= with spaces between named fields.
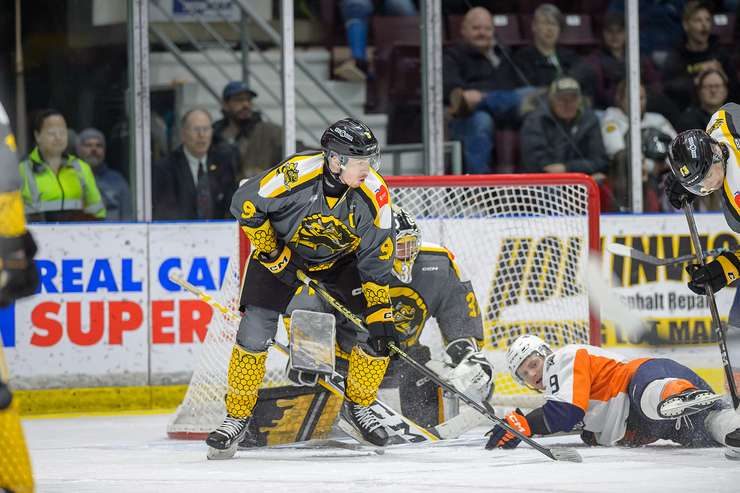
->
xmin=520 ymin=76 xmax=608 ymax=176
xmin=76 ymin=128 xmax=133 ymax=221
xmin=212 ymin=81 xmax=283 ymax=182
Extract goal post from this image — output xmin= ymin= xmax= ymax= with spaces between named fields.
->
xmin=167 ymin=173 xmax=601 ymax=439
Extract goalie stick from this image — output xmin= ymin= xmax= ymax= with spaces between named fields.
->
xmin=607 ymin=243 xmax=729 ymax=267
xmin=682 ymin=202 xmax=740 ymax=409
xmin=168 ymin=272 xmax=451 ymax=444
xmin=296 ymin=270 xmax=583 ymax=463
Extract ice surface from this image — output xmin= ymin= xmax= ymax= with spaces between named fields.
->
xmin=22 ymin=413 xmax=740 ymax=493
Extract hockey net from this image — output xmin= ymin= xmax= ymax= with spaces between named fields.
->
xmin=167 ymin=173 xmax=601 ymax=439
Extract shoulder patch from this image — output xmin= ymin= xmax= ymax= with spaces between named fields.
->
xmin=358 ymin=170 xmax=392 ymax=229
xmin=259 ymin=153 xmax=323 ymax=198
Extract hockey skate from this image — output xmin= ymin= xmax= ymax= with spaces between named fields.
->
xmin=206 ymin=415 xmax=251 ymax=460
xmin=657 ymin=388 xmax=722 ymax=419
xmin=724 ymin=427 xmax=740 ymax=460
xmin=338 ymin=400 xmax=389 ymax=446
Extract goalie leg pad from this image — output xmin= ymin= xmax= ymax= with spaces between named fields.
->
xmin=225 ymin=346 xmax=267 ymax=418
xmin=345 ymin=345 xmax=389 ymax=406
xmin=398 ymin=344 xmax=442 ymax=428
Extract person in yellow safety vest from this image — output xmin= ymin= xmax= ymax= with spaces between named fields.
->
xmin=18 ymin=109 xmax=106 ymax=222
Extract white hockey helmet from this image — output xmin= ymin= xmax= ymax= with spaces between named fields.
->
xmin=506 ymin=334 xmax=552 ymax=386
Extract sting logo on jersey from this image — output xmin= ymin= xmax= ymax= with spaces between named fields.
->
xmin=292 ymin=214 xmax=360 ymax=254
xmin=389 ymin=286 xmax=429 ymax=343
xmin=734 ymin=192 xmax=740 ymax=208
xmin=279 ymin=162 xmax=300 ymax=188
xmin=708 ymin=118 xmax=724 ymax=135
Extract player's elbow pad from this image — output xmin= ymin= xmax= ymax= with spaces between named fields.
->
xmin=543 ymin=401 xmax=585 ymax=433
xmin=241 ymin=220 xmax=278 ymax=254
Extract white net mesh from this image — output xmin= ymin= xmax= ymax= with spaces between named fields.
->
xmin=167 ymin=176 xmax=598 ymax=438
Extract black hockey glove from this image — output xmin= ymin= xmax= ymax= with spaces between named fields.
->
xmin=256 ymin=244 xmax=303 ymax=289
xmin=0 ymin=231 xmax=39 ymax=307
xmin=686 ymin=251 xmax=740 ymax=295
xmin=485 ymin=408 xmax=531 ymax=450
xmin=365 ymin=308 xmax=399 ymax=357
xmin=663 ymin=172 xmax=696 ymax=210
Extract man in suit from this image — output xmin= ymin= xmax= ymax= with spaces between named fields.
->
xmin=153 ymin=109 xmax=236 ymax=220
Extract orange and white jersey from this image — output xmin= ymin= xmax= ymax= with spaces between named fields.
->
xmin=542 ymin=344 xmax=649 ymax=445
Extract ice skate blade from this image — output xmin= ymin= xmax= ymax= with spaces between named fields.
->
xmin=658 ymin=392 xmax=722 ymax=418
xmin=337 ymin=418 xmax=385 ymax=448
xmin=207 ymin=444 xmax=238 ymax=460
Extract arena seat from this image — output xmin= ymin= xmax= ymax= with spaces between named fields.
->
xmin=712 ymin=13 xmax=736 ymax=46
xmin=495 ymin=130 xmax=521 ymax=173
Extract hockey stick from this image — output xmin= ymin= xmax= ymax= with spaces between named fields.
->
xmin=296 ymin=270 xmax=583 ymax=462
xmin=682 ymin=202 xmax=740 ymax=409
xmin=167 ymin=272 xmax=441 ymax=444
xmin=607 ymin=243 xmax=730 ymax=267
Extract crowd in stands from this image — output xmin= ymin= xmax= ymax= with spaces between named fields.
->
xmin=15 ymin=0 xmax=740 ymax=222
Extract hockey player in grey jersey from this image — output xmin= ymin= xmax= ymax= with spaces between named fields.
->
xmin=285 ymin=206 xmax=494 ymax=428
xmin=206 ymin=118 xmax=400 ymax=458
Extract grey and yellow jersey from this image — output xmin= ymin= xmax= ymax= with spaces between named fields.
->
xmin=230 ymin=150 xmax=394 ymax=288
xmin=707 ymin=103 xmax=740 ymax=231
xmin=0 ymin=102 xmax=20 ymax=194
xmin=390 ymin=243 xmax=483 ymax=347
xmin=0 ymin=101 xmax=27 ymax=254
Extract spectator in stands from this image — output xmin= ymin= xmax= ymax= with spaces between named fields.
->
xmin=575 ymin=12 xmax=662 ymax=110
xmin=76 ymin=128 xmax=133 ymax=221
xmin=336 ymin=0 xmax=417 ymax=81
xmin=607 ymin=0 xmax=687 ymax=60
xmin=18 ymin=109 xmax=106 ymax=222
xmin=663 ymin=0 xmax=738 ymax=108
xmin=212 ymin=81 xmax=282 ymax=182
xmin=443 ymin=6 xmax=536 ymax=174
xmin=520 ymin=77 xmax=608 ymax=176
xmin=511 ymin=4 xmax=578 ymax=89
xmin=677 ymin=67 xmax=730 ymax=131
xmin=153 ymin=109 xmax=236 ymax=221
xmin=600 ymin=80 xmax=677 ymax=211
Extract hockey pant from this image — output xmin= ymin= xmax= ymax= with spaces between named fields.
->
xmin=623 ymin=358 xmax=724 ymax=447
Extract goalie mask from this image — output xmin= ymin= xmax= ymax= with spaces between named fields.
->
xmin=668 ymin=129 xmax=729 ymax=196
xmin=506 ymin=334 xmax=552 ymax=388
xmin=321 ymin=118 xmax=381 ymax=172
xmin=391 ymin=206 xmax=421 ymax=283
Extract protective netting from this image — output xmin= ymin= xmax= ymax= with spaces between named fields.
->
xmin=167 ymin=177 xmax=598 ymax=438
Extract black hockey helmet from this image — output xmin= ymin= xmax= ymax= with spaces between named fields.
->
xmin=321 ymin=118 xmax=380 ymax=170
xmin=391 ymin=205 xmax=422 ymax=283
xmin=668 ymin=129 xmax=729 ymax=196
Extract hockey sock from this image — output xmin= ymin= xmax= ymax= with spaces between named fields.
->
xmin=0 ymin=398 xmax=34 ymax=492
xmin=345 ymin=345 xmax=389 ymax=406
xmin=225 ymin=346 xmax=267 ymax=418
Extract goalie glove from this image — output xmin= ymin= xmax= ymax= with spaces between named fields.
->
xmin=425 ymin=337 xmax=494 ymax=402
xmin=686 ymin=251 xmax=740 ymax=295
xmin=485 ymin=408 xmax=531 ymax=450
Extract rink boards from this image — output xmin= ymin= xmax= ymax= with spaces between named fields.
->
xmin=1 ymin=213 xmax=738 ymax=413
